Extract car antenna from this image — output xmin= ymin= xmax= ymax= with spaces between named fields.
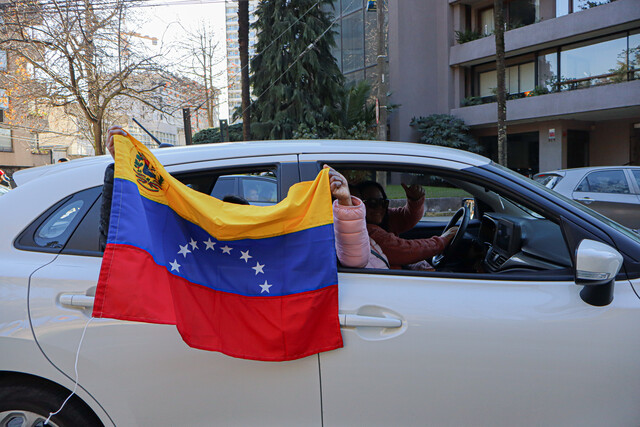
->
xmin=132 ymin=118 xmax=163 ymax=147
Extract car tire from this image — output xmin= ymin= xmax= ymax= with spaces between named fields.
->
xmin=0 ymin=380 xmax=102 ymax=427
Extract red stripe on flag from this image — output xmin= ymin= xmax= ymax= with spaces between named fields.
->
xmin=93 ymin=244 xmax=343 ymax=361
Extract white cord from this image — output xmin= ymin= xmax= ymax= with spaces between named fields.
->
xmin=44 ymin=316 xmax=94 ymax=425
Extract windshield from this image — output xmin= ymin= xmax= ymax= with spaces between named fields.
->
xmin=492 ymin=163 xmax=640 ymax=244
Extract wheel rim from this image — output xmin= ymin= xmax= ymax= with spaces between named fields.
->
xmin=0 ymin=411 xmax=59 ymax=427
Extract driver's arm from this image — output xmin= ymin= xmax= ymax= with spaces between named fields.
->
xmin=367 ymin=225 xmax=450 ymax=267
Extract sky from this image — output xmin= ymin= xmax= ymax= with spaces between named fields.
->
xmin=137 ymin=0 xmax=229 ymax=119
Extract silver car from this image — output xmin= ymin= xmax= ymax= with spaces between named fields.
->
xmin=534 ymin=166 xmax=640 ymax=232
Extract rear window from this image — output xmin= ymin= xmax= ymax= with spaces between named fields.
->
xmin=533 ymin=174 xmax=562 ymax=189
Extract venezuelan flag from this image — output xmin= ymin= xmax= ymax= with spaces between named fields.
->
xmin=93 ymin=135 xmax=342 ymax=361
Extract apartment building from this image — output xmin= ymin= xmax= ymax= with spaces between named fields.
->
xmin=388 ymin=0 xmax=640 ymax=173
xmin=225 ymin=0 xmax=258 ymax=123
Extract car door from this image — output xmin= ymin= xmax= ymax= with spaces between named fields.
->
xmin=572 ymin=168 xmax=639 ymax=229
xmin=27 ymin=155 xmax=324 ymax=426
xmin=300 ymin=154 xmax=640 ymax=426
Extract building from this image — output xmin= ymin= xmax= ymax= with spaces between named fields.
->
xmin=0 ymin=12 xmax=51 ymax=176
xmin=325 ymin=0 xmax=380 ymax=86
xmin=225 ymin=0 xmax=258 ymax=123
xmin=388 ymin=0 xmax=640 ymax=173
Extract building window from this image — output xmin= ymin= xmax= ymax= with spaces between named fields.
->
xmin=0 ymin=128 xmax=11 ymax=152
xmin=477 ymin=0 xmax=538 ymax=34
xmin=478 ymin=62 xmax=535 ymax=98
xmin=559 ymin=34 xmax=627 ymax=90
xmin=479 ymin=8 xmax=494 ymax=35
xmin=630 ymin=30 xmax=640 ymax=80
xmin=537 ymin=50 xmax=558 ymax=90
xmin=342 ymin=11 xmax=364 ymax=73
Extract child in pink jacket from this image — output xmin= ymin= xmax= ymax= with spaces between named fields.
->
xmin=328 ymin=167 xmax=390 ymax=269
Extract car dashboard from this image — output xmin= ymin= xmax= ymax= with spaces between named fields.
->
xmin=478 ymin=213 xmax=572 ymax=273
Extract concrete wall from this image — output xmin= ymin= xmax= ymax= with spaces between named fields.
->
xmin=388 ymin=0 xmax=451 ymax=142
xmin=590 ymin=119 xmax=633 ymax=166
xmin=451 ymin=80 xmax=640 ymax=127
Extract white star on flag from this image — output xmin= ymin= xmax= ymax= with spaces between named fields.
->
xmin=169 ymin=259 xmax=181 ymax=272
xmin=240 ymin=250 xmax=252 ymax=263
xmin=221 ymin=245 xmax=233 ymax=254
xmin=189 ymin=238 xmax=199 ymax=250
xmin=178 ymin=244 xmax=191 ymax=258
xmin=204 ymin=238 xmax=216 ymax=250
xmin=252 ymin=262 xmax=265 ymax=275
xmin=259 ymin=280 xmax=272 ymax=293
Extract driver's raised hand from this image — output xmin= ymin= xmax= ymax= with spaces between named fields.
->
xmin=401 ymin=183 xmax=425 ymax=201
xmin=441 ymin=226 xmax=459 ymax=245
xmin=105 ymin=125 xmax=128 ymax=159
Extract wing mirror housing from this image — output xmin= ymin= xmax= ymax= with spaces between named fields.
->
xmin=575 ymin=239 xmax=623 ymax=306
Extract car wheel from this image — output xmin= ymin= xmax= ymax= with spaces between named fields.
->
xmin=0 ymin=381 xmax=102 ymax=427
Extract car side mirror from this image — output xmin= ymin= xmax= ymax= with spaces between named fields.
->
xmin=575 ymin=239 xmax=623 ymax=306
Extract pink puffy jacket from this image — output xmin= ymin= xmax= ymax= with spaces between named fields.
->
xmin=333 ymin=197 xmax=389 ymax=269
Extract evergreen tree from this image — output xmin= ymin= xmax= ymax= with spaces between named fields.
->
xmin=250 ymin=0 xmax=345 ymax=140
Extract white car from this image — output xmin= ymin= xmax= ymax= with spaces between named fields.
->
xmin=1 ymin=140 xmax=639 ymax=427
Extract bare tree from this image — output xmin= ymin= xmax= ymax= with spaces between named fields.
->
xmin=0 ymin=0 xmax=170 ymax=155
xmin=238 ymin=0 xmax=251 ymax=140
xmin=494 ymin=0 xmax=507 ymax=166
xmin=176 ymin=21 xmax=223 ymax=129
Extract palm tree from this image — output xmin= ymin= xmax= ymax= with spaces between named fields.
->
xmin=494 ymin=0 xmax=507 ymax=166
xmin=238 ymin=0 xmax=251 ymax=140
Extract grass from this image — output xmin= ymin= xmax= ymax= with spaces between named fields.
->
xmin=385 ymin=184 xmax=470 ymax=199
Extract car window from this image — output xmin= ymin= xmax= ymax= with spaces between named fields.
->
xmin=209 ymin=171 xmax=278 ymax=205
xmin=242 ymin=177 xmax=277 ymax=203
xmin=575 ymin=170 xmax=630 ymax=194
xmin=533 ymin=173 xmax=562 ymax=189
xmin=15 ymin=186 xmax=102 ymax=253
xmin=330 ymin=164 xmax=571 ymax=277
xmin=632 ymin=170 xmax=640 ymax=190
xmin=63 ymin=194 xmax=103 ymax=256
xmin=210 ymin=177 xmax=235 ymax=199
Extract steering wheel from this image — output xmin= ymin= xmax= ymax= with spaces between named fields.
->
xmin=431 ymin=206 xmax=470 ymax=269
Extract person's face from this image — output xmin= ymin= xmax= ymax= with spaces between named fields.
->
xmin=361 ymin=185 xmax=388 ymax=225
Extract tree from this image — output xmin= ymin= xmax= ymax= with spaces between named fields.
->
xmin=250 ymin=0 xmax=344 ymax=140
xmin=192 ymin=123 xmax=244 ymax=144
xmin=177 ymin=21 xmax=223 ymax=129
xmin=410 ymin=114 xmax=481 ymax=153
xmin=0 ymin=0 xmax=170 ymax=155
xmin=293 ymin=80 xmax=376 ymax=140
xmin=494 ymin=0 xmax=508 ymax=166
xmin=238 ymin=0 xmax=251 ymax=141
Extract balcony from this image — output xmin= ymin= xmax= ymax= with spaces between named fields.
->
xmin=450 ymin=0 xmax=640 ymax=66
xmin=450 ymin=79 xmax=640 ymax=126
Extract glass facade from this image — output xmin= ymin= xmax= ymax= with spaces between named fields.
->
xmin=560 ymin=35 xmax=627 ymax=89
xmin=327 ymin=0 xmax=378 ymax=82
xmin=472 ymin=29 xmax=640 ymax=101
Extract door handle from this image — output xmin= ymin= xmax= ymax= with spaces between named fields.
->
xmin=339 ymin=314 xmax=402 ymax=328
xmin=59 ymin=294 xmax=95 ymax=308
xmin=576 ymin=197 xmax=593 ymax=204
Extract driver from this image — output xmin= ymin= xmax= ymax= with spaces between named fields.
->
xmin=358 ymin=181 xmax=457 ymax=270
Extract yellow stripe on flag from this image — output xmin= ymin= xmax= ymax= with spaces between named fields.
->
xmin=112 ymin=134 xmax=333 ymax=240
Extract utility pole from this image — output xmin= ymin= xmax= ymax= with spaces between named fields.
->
xmin=183 ymin=107 xmax=193 ymax=145
xmin=376 ymin=0 xmax=388 ymax=141
xmin=238 ymin=0 xmax=251 ymax=141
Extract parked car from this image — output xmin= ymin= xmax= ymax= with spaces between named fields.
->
xmin=533 ymin=166 xmax=640 ymax=232
xmin=1 ymin=141 xmax=639 ymax=427
xmin=210 ymin=174 xmax=277 ymax=205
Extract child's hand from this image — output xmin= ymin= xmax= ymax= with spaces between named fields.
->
xmin=324 ymin=165 xmax=352 ymax=206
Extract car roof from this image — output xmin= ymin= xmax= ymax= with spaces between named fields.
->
xmin=13 ymin=139 xmax=491 ymax=186
xmin=537 ymin=166 xmax=640 ymax=175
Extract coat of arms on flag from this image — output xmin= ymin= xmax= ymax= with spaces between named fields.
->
xmin=93 ymin=134 xmax=343 ymax=361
